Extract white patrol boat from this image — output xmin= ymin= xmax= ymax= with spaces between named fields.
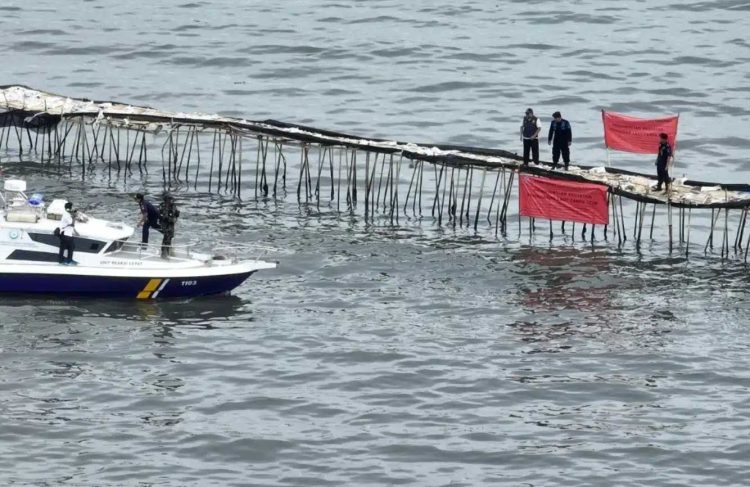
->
xmin=0 ymin=179 xmax=276 ymax=298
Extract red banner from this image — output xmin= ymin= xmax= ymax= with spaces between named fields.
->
xmin=602 ymin=111 xmax=679 ymax=154
xmin=519 ymin=175 xmax=609 ymax=225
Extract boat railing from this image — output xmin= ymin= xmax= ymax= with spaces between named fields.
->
xmin=115 ymin=239 xmax=278 ymax=263
xmin=209 ymin=240 xmax=280 ymax=263
xmin=117 ymin=239 xmax=200 ymax=261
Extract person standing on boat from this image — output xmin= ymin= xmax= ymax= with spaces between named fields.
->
xmin=520 ymin=108 xmax=541 ymax=166
xmin=58 ymin=201 xmax=77 ymax=265
xmin=159 ymin=193 xmax=180 ymax=259
xmin=653 ymin=133 xmax=673 ymax=192
xmin=548 ymin=111 xmax=572 ymax=170
xmin=135 ymin=193 xmax=161 ymax=245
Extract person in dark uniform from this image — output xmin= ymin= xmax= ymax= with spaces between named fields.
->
xmin=158 ymin=193 xmax=180 ymax=259
xmin=58 ymin=201 xmax=77 ymax=265
xmin=548 ymin=111 xmax=572 ymax=170
xmin=519 ymin=108 xmax=541 ymax=166
xmin=653 ymin=133 xmax=673 ymax=192
xmin=135 ymin=193 xmax=161 ymax=245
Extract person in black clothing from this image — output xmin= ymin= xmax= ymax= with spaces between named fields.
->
xmin=158 ymin=193 xmax=180 ymax=259
xmin=653 ymin=133 xmax=673 ymax=192
xmin=135 ymin=193 xmax=161 ymax=244
xmin=520 ymin=108 xmax=541 ymax=166
xmin=548 ymin=111 xmax=572 ymax=170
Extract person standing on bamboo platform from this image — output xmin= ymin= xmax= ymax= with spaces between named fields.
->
xmin=653 ymin=133 xmax=673 ymax=192
xmin=520 ymin=108 xmax=541 ymax=166
xmin=548 ymin=111 xmax=572 ymax=170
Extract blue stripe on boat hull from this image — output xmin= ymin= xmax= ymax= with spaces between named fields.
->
xmin=0 ymin=271 xmax=255 ymax=298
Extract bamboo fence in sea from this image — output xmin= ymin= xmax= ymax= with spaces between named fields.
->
xmin=2 ymin=85 xmax=750 ymax=259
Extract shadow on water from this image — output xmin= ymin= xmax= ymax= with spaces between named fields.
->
xmin=0 ymin=293 xmax=248 ymax=324
xmin=515 ymin=249 xmax=673 ymax=335
xmin=0 ymin=294 xmax=251 ymax=363
xmin=501 ymin=243 xmax=750 ymax=356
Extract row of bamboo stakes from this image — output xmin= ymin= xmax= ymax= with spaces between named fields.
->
xmin=1 ymin=115 xmax=748 ymax=261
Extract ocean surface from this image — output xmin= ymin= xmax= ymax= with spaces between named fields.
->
xmin=2 ymin=1 xmax=750 ymax=486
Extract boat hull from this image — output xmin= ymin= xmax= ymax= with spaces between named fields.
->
xmin=0 ymin=271 xmax=256 ymax=298
xmin=0 ymin=257 xmax=277 ymax=299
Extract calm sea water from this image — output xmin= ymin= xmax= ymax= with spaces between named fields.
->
xmin=2 ymin=1 xmax=750 ymax=486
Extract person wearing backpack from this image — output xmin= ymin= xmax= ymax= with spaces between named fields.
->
xmin=520 ymin=108 xmax=542 ymax=166
xmin=158 ymin=193 xmax=180 ymax=259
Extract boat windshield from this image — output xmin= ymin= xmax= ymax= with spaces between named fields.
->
xmin=105 ymin=239 xmax=127 ymax=253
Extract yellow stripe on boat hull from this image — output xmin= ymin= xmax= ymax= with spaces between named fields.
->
xmin=137 ymin=278 xmax=162 ymax=299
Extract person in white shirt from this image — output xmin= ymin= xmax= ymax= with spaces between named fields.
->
xmin=58 ymin=202 xmax=77 ymax=265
